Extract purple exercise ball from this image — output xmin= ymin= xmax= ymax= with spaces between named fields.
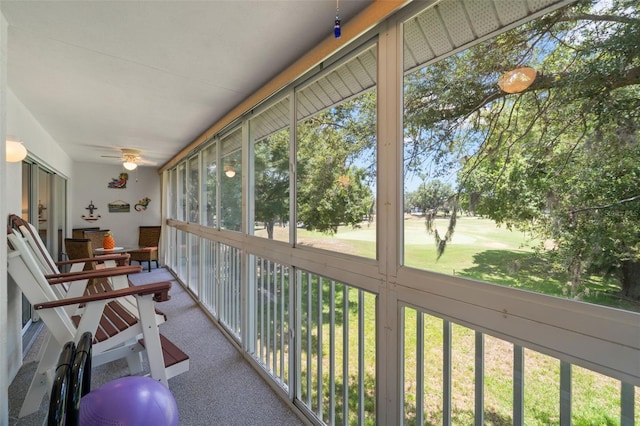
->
xmin=79 ymin=376 xmax=178 ymax=425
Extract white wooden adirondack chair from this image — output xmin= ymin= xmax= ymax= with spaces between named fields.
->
xmin=8 ymin=214 xmax=168 ymax=311
xmin=7 ymin=227 xmax=188 ymax=418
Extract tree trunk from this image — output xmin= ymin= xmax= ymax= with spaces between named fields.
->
xmin=620 ymin=260 xmax=640 ymax=300
xmin=266 ymin=221 xmax=274 ymax=240
xmin=568 ymin=258 xmax=583 ymax=298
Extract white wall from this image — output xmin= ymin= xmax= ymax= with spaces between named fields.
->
xmin=1 ymin=10 xmax=9 ymax=422
xmin=7 ymin=90 xmax=73 ymax=178
xmin=4 ymin=89 xmax=75 ymax=385
xmin=71 ymin=163 xmax=161 ymax=247
xmin=4 ymin=161 xmax=23 ymax=382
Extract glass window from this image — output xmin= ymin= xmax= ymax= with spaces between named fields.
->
xmin=188 ymin=155 xmax=200 ymax=223
xmin=203 ymin=143 xmax=217 ymax=228
xmin=220 ymin=128 xmax=242 ymax=232
xmin=37 ymin=168 xmax=51 ymax=251
xmin=295 ymin=45 xmax=377 ymax=258
xmin=402 ymin=0 xmax=640 ymax=310
xmin=54 ymin=174 xmax=66 ymax=261
xmin=250 ymin=97 xmax=290 ymax=242
xmin=168 ymin=168 xmax=177 ymax=219
xmin=177 ymin=162 xmax=187 ymax=221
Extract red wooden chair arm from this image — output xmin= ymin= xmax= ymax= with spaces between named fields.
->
xmin=56 ymin=253 xmax=130 ymax=266
xmin=34 ymin=281 xmax=172 ymax=310
xmin=45 ymin=265 xmax=143 ymax=285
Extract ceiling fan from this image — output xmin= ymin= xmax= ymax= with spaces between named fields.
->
xmin=100 ymin=148 xmax=155 ymax=170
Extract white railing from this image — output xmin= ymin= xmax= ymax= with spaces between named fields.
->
xmin=294 ymin=268 xmax=376 ymax=425
xmin=253 ymin=256 xmax=290 ymax=389
xmin=219 ymin=244 xmax=242 ymax=338
xmin=201 ymin=239 xmax=218 ymax=316
xmin=165 ymin=226 xmax=639 ymax=425
xmin=401 ymin=307 xmax=637 ymax=425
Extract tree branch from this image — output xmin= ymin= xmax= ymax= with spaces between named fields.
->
xmin=558 ymin=12 xmax=640 ymax=26
xmin=571 ymin=195 xmax=640 ymax=215
xmin=405 ymin=66 xmax=640 ymax=128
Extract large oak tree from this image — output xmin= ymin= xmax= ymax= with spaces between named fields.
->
xmin=403 ymin=0 xmax=640 ymax=299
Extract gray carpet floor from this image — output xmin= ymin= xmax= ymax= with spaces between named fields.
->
xmin=8 ymin=267 xmax=305 ymax=425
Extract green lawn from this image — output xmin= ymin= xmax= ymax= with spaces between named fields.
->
xmin=296 ymin=215 xmax=637 ymax=311
xmin=401 ymin=308 xmax=632 ymax=425
xmin=288 ymin=215 xmax=639 ymax=425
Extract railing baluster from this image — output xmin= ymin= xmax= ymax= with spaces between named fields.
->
xmin=358 ymin=290 xmax=364 ymax=426
xmin=209 ymin=241 xmax=214 ymax=315
xmin=416 ymin=312 xmax=424 ymax=425
xmin=342 ymin=285 xmax=349 ymax=424
xmin=235 ymin=249 xmax=240 ymax=332
xmin=443 ymin=320 xmax=451 ymax=426
xmin=475 ymin=331 xmax=484 ymax=426
xmin=235 ymin=248 xmax=238 ymax=330
xmin=267 ymin=260 xmax=272 ymax=371
xmin=513 ymin=345 xmax=524 ymax=426
xmin=280 ymin=264 xmax=286 ymax=381
xmin=560 ymin=361 xmax=572 ymax=425
xmin=294 ymin=268 xmax=302 ymax=400
xmin=258 ymin=258 xmax=264 ymax=361
xmin=272 ymin=261 xmax=277 ymax=376
xmin=317 ymin=276 xmax=323 ymax=419
xmin=329 ymin=280 xmax=336 ymax=425
xmin=400 ymin=308 xmax=406 ymax=426
xmin=620 ymin=382 xmax=634 ymax=426
xmin=215 ymin=241 xmax=219 ymax=315
xmin=225 ymin=246 xmax=229 ymax=324
xmin=306 ymin=272 xmax=312 ymax=407
xmin=225 ymin=246 xmax=229 ymax=325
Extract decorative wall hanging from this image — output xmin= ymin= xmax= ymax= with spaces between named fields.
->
xmin=108 ymin=200 xmax=130 ymax=213
xmin=334 ymin=0 xmax=341 ymax=38
xmin=108 ymin=172 xmax=129 ymax=189
xmin=135 ymin=197 xmax=151 ymax=211
xmin=82 ymin=200 xmax=101 ymax=222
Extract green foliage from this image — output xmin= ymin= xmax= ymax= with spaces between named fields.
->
xmin=296 ymin=93 xmax=376 ymax=234
xmin=406 ymin=179 xmax=454 ymax=214
xmin=254 ymin=129 xmax=290 ymax=238
xmin=404 ymin=0 xmax=640 ymax=298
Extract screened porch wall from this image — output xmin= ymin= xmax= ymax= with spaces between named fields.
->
xmin=162 ymin=0 xmax=640 ymax=424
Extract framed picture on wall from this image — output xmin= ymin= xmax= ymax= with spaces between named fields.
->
xmin=108 ymin=200 xmax=130 ymax=213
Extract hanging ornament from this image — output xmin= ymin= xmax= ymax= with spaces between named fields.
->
xmin=334 ymin=0 xmax=341 ymax=38
xmin=82 ymin=200 xmax=101 ymax=222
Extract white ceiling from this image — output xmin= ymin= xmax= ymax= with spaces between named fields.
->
xmin=1 ymin=0 xmax=372 ymax=168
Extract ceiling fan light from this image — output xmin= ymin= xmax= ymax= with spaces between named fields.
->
xmin=224 ymin=164 xmax=236 ymax=178
xmin=123 ymin=161 xmax=138 ymax=170
xmin=6 ymin=139 xmax=28 ymax=162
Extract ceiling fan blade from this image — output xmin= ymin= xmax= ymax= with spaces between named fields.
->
xmin=100 ymin=155 xmax=123 ymax=158
xmin=137 ymin=158 xmax=157 ymax=166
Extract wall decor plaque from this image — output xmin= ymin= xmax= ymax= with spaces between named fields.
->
xmin=108 ymin=200 xmax=130 ymax=213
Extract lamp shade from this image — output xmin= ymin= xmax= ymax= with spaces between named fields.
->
xmin=123 ymin=161 xmax=138 ymax=170
xmin=6 ymin=139 xmax=27 ymax=162
xmin=498 ymin=67 xmax=537 ymax=94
